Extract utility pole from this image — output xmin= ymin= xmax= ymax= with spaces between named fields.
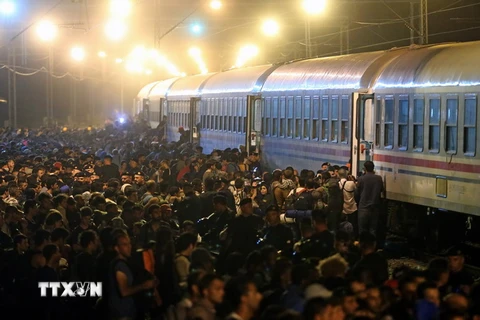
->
xmin=13 ymin=46 xmax=17 ymax=129
xmin=7 ymin=46 xmax=12 ymax=128
xmin=420 ymin=0 xmax=428 ymax=44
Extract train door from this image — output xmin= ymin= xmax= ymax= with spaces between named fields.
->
xmin=142 ymin=99 xmax=150 ymax=122
xmin=189 ymin=97 xmax=201 ymax=144
xmin=351 ymin=92 xmax=375 ymax=176
xmin=246 ymin=95 xmax=262 ymax=154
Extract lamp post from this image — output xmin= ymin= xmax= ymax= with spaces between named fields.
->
xmin=302 ymin=0 xmax=326 ymax=58
xmin=36 ymin=20 xmax=57 ymax=127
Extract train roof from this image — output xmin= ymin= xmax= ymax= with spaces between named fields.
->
xmin=148 ymin=77 xmax=180 ymax=100
xmin=374 ymin=41 xmax=480 ymax=88
xmin=166 ymin=73 xmax=217 ymax=98
xmin=136 ymin=81 xmax=161 ymax=100
xmin=200 ymin=65 xmax=277 ymax=97
xmin=261 ymin=51 xmax=386 ymax=93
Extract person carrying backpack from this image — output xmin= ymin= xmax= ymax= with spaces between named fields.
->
xmin=338 ymin=168 xmax=358 ymax=237
xmin=319 ymin=171 xmax=344 ymax=231
xmin=284 ymin=178 xmax=314 ymax=212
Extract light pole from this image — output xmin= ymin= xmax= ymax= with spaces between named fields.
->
xmin=36 ymin=20 xmax=58 ymax=127
xmin=302 ymin=0 xmax=326 ymax=58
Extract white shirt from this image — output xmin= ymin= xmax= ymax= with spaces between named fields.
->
xmin=339 ymin=178 xmax=357 ymax=214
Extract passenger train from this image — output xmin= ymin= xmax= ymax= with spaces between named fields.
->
xmin=136 ymin=41 xmax=480 ymax=241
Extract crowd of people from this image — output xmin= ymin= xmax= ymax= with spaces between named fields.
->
xmin=0 ymin=119 xmax=478 ymax=320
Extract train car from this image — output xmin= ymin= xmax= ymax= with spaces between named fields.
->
xmin=136 ymin=41 xmax=480 ymax=228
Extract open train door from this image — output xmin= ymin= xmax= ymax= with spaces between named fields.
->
xmin=351 ymin=92 xmax=375 ymax=177
xmin=142 ymin=99 xmax=150 ymax=122
xmin=189 ymin=97 xmax=201 ymax=144
xmin=245 ymin=95 xmax=262 ymax=154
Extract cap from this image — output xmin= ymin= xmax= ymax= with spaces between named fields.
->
xmin=133 ymin=171 xmax=145 ymax=177
xmin=53 ymin=162 xmax=62 ymax=169
xmin=305 ymin=284 xmax=332 ymax=301
xmin=83 ymin=164 xmax=94 ymax=170
xmin=104 ymin=154 xmax=113 ymax=160
xmin=178 ymin=126 xmax=185 ymax=133
xmin=239 ymin=198 xmax=252 ymax=206
xmin=446 ymin=246 xmax=465 ymax=257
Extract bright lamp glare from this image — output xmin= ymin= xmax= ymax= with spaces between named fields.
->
xmin=191 ymin=23 xmax=203 ymax=35
xmin=189 ymin=47 xmax=201 ymax=57
xmin=210 ymin=0 xmax=222 ymax=10
xmin=303 ymin=0 xmax=326 ymax=15
xmin=145 ymin=69 xmax=153 ymax=75
xmin=98 ymin=51 xmax=107 ymax=58
xmin=119 ymin=117 xmax=125 ymax=124
xmin=36 ymin=21 xmax=58 ymax=42
xmin=71 ymin=47 xmax=86 ymax=61
xmin=110 ymin=0 xmax=132 ymax=18
xmin=262 ymin=19 xmax=280 ymax=37
xmin=105 ymin=19 xmax=127 ymax=41
xmin=235 ymin=45 xmax=259 ymax=68
xmin=0 ymin=1 xmax=15 ymax=15
xmin=115 ymin=58 xmax=123 ymax=64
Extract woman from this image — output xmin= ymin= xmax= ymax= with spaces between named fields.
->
xmin=255 ymin=183 xmax=274 ymax=215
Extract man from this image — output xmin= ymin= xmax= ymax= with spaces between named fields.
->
xmin=108 ymin=231 xmax=157 ymax=320
xmin=446 ymin=247 xmax=474 ymax=295
xmin=121 ymin=172 xmax=133 ymax=185
xmin=175 ymin=232 xmax=197 ymax=289
xmin=201 ymin=195 xmax=234 ymax=245
xmin=350 ymin=232 xmax=388 ymax=286
xmin=221 ymin=198 xmax=264 ymax=257
xmin=333 ymin=287 xmax=359 ymax=319
xmin=333 ymin=230 xmax=359 ymax=268
xmin=225 ymin=276 xmax=262 ymax=320
xmin=70 ymin=206 xmax=96 ymax=249
xmin=133 ymin=171 xmax=147 ymax=196
xmin=338 ymin=168 xmax=357 ymax=235
xmin=299 ymin=209 xmax=334 ymax=260
xmin=36 ymin=244 xmax=62 ymax=319
xmin=101 ymin=155 xmax=120 ymax=181
xmin=141 ymin=180 xmax=157 ymax=206
xmin=73 ymin=230 xmax=99 ymax=282
xmin=137 ymin=204 xmax=164 ymax=248
xmin=354 ymin=161 xmax=384 ymax=236
xmin=189 ymin=274 xmax=225 ymax=320
xmin=24 ymin=199 xmax=39 ymax=238
xmin=0 ymin=234 xmax=29 ymax=293
xmin=160 ymin=201 xmax=179 ymax=231
xmin=0 ymin=212 xmax=13 ymax=250
xmin=262 ymin=205 xmax=294 ymax=253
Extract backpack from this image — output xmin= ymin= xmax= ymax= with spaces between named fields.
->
xmin=325 ymin=178 xmax=344 ymax=213
xmin=285 ymin=189 xmax=314 ymax=211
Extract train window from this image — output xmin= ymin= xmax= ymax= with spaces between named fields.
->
xmin=272 ymin=98 xmax=279 ymax=136
xmin=226 ymin=99 xmax=232 ymax=132
xmin=201 ymin=103 xmax=206 ymax=129
xmin=446 ymin=98 xmax=458 ymax=153
xmin=232 ymin=99 xmax=237 ymax=133
xmin=331 ymin=97 xmax=339 ymax=142
xmin=398 ymin=98 xmax=409 ymax=150
xmin=304 ymin=97 xmax=311 ymax=139
xmin=295 ymin=97 xmax=302 ymax=138
xmin=264 ymin=98 xmax=271 ymax=136
xmin=322 ymin=97 xmax=329 ymax=141
xmin=312 ymin=98 xmax=319 ymax=140
xmin=429 ymin=98 xmax=440 ymax=152
xmin=413 ymin=98 xmax=424 ymax=151
xmin=287 ymin=97 xmax=294 ymax=138
xmin=384 ymin=98 xmax=394 ymax=148
xmin=375 ymin=99 xmax=381 ymax=147
xmin=280 ymin=98 xmax=286 ymax=137
xmin=341 ymin=96 xmax=349 ymax=143
xmin=464 ymin=97 xmax=476 ymax=155
xmin=241 ymin=98 xmax=246 ymax=133
xmin=216 ymin=99 xmax=220 ymax=131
